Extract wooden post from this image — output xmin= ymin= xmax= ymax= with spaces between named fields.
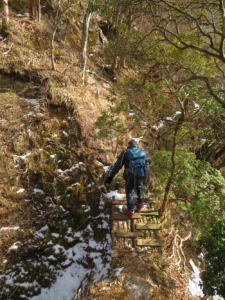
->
xmin=132 ymin=219 xmax=138 ymax=250
xmin=111 ymin=196 xmax=117 ymax=268
xmin=123 ymin=221 xmax=128 ymax=249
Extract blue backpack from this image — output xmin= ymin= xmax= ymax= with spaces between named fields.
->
xmin=126 ymin=148 xmax=148 ymax=185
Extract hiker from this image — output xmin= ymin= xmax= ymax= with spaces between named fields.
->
xmin=106 ymin=138 xmax=151 ymax=218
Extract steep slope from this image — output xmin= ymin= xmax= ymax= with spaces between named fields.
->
xmin=0 ymin=2 xmax=213 ymax=300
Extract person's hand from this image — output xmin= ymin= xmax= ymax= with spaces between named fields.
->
xmin=106 ymin=176 xmax=113 ymax=184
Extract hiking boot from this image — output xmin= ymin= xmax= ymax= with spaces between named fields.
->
xmin=125 ymin=209 xmax=134 ymax=219
xmin=136 ymin=203 xmax=144 ymax=210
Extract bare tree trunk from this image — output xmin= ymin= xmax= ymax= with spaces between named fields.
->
xmin=51 ymin=0 xmax=61 ymax=71
xmin=29 ymin=0 xmax=41 ymax=21
xmin=81 ymin=11 xmax=92 ymax=84
xmin=127 ymin=8 xmax=133 ymax=31
xmin=2 ymin=0 xmax=9 ymax=32
xmin=109 ymin=57 xmax=117 ymax=74
xmin=143 ymin=68 xmax=152 ymax=85
xmin=51 ymin=25 xmax=57 ymax=70
xmin=38 ymin=0 xmax=41 ymax=22
xmin=117 ymin=56 xmax=125 ymax=70
xmin=29 ymin=0 xmax=35 ymax=19
xmin=160 ymin=125 xmax=179 ymax=217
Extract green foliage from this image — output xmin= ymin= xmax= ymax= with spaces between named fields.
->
xmin=197 ymin=220 xmax=225 ymax=298
xmin=153 ymin=147 xmax=225 ymax=232
xmin=94 ymin=111 xmax=124 ymax=138
xmin=87 ymin=0 xmax=101 ymax=13
xmin=3 ymin=23 xmax=12 ymax=35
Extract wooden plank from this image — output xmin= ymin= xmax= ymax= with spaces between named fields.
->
xmin=138 ymin=211 xmax=159 ymax=216
xmin=137 ymin=239 xmax=165 ymax=247
xmin=112 ymin=213 xmax=142 ymax=220
xmin=136 ymin=223 xmax=162 ymax=230
xmin=112 ymin=199 xmax=156 ymax=205
xmin=112 ymin=212 xmax=159 ymax=220
xmin=112 ymin=231 xmax=145 ymax=237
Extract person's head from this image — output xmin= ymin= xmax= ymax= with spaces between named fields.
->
xmin=128 ymin=138 xmax=138 ymax=147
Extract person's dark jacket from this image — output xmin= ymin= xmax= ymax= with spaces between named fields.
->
xmin=109 ymin=145 xmax=151 ymax=180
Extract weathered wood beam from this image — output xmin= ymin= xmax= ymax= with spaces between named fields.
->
xmin=112 ymin=211 xmax=159 ymax=220
xmin=138 ymin=210 xmax=159 ymax=215
xmin=135 ymin=223 xmax=162 ymax=230
xmin=112 ymin=213 xmax=142 ymax=220
xmin=112 ymin=199 xmax=156 ymax=205
xmin=112 ymin=231 xmax=146 ymax=237
xmin=137 ymin=239 xmax=165 ymax=247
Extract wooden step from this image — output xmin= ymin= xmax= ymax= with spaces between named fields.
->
xmin=136 ymin=223 xmax=162 ymax=230
xmin=137 ymin=239 xmax=165 ymax=247
xmin=112 ymin=213 xmax=142 ymax=220
xmin=112 ymin=231 xmax=146 ymax=238
xmin=138 ymin=210 xmax=159 ymax=215
xmin=112 ymin=211 xmax=159 ymax=220
xmin=112 ymin=199 xmax=156 ymax=205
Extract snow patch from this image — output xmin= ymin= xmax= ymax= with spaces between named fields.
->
xmin=9 ymin=241 xmax=20 ymax=251
xmin=33 ymin=188 xmax=45 ymax=195
xmin=115 ymin=267 xmax=124 ymax=276
xmin=0 ymin=226 xmax=20 ymax=232
xmin=13 ymin=153 xmax=31 ymax=160
xmin=103 ymin=166 xmax=110 ymax=172
xmin=188 ymin=259 xmax=204 ymax=298
xmin=105 ymin=190 xmax=126 ymax=199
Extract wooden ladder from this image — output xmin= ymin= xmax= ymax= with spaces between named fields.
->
xmin=111 ymin=196 xmax=165 ymax=259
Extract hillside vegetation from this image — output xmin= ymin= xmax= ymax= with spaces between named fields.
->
xmin=0 ymin=0 xmax=225 ymax=299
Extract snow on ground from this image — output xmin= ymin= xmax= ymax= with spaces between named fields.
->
xmin=33 ymin=188 xmax=45 ymax=195
xmin=188 ymin=259 xmax=204 ymax=298
xmin=188 ymin=259 xmax=224 ymax=300
xmin=9 ymin=241 xmax=21 ymax=251
xmin=1 ymin=186 xmax=114 ymax=300
xmin=115 ymin=267 xmax=124 ymax=276
xmin=30 ymin=229 xmax=111 ymax=300
xmin=57 ymin=162 xmax=83 ymax=176
xmin=103 ymin=165 xmax=110 ymax=172
xmin=13 ymin=152 xmax=31 ymax=160
xmin=105 ymin=190 xmax=126 ymax=199
xmin=0 ymin=226 xmax=20 ymax=231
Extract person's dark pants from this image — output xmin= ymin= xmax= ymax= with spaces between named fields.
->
xmin=125 ymin=179 xmax=144 ymax=212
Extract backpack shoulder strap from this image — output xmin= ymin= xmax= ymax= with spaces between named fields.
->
xmin=120 ymin=150 xmax=127 ymax=166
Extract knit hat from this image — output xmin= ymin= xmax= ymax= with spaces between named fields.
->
xmin=128 ymin=138 xmax=138 ymax=146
